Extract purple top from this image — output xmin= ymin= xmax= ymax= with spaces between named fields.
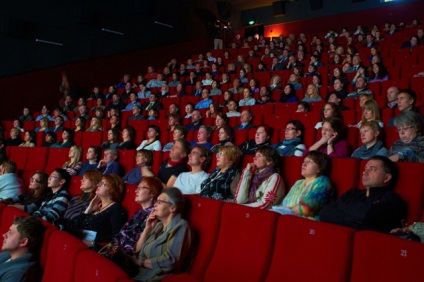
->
xmin=303 ymin=139 xmax=351 ymax=158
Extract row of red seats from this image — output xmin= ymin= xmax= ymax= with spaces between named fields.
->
xmin=164 ymin=195 xmax=424 ymax=282
xmin=0 ymin=204 xmax=131 ymax=282
xmin=2 ymin=194 xmax=422 ymax=282
xmin=6 ymin=145 xmax=424 ymax=225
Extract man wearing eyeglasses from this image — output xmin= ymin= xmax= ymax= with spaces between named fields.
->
xmin=319 ymin=156 xmax=406 ymax=233
xmin=0 ymin=160 xmax=24 ymax=201
xmin=32 ymin=168 xmax=70 ymax=223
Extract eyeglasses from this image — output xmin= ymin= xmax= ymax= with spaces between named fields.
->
xmin=29 ymin=178 xmax=41 ymax=183
xmin=216 ymin=152 xmax=227 ymax=157
xmin=396 ymin=126 xmax=414 ymax=133
xmin=156 ymin=198 xmax=173 ymax=205
xmin=285 ymin=127 xmax=297 ymax=131
xmin=99 ymin=181 xmax=109 ymax=187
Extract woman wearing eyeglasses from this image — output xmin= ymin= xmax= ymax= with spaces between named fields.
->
xmin=1 ymin=171 xmax=50 ymax=214
xmin=272 ymin=120 xmax=306 ymax=157
xmin=235 ymin=146 xmax=285 ymax=209
xmin=74 ymin=174 xmax=127 ymax=247
xmin=388 ymin=111 xmax=424 ymax=163
xmin=271 ymin=151 xmax=332 ymax=217
xmin=101 ymin=177 xmax=163 ymax=273
xmin=200 ymin=145 xmax=242 ymax=200
xmin=133 ymin=188 xmax=192 ymax=281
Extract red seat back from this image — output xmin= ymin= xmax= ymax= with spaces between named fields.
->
xmin=265 ymin=216 xmax=355 ymax=282
xmin=350 ymin=231 xmax=424 ymax=282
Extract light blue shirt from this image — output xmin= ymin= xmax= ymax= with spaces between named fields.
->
xmin=195 ymin=99 xmax=213 ymax=109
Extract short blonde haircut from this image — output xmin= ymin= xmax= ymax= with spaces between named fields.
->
xmin=219 ymin=146 xmax=242 ymax=167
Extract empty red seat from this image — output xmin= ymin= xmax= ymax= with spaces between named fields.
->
xmin=42 ymin=230 xmax=88 ymax=282
xmin=25 ymin=147 xmax=49 ymax=171
xmin=68 ymin=176 xmax=83 ymax=198
xmin=265 ymin=215 xmax=355 ymax=282
xmin=45 ymin=148 xmax=70 ymax=173
xmin=121 ymin=184 xmax=140 ymax=218
xmin=350 ymin=231 xmax=424 ymax=282
xmin=202 ymin=203 xmax=278 ymax=282
xmin=330 ymin=158 xmax=360 ymax=198
xmin=73 ymin=250 xmax=130 ymax=282
xmin=9 ymin=146 xmax=29 ymax=171
xmin=118 ymin=149 xmax=136 ymax=175
xmin=81 ymin=131 xmax=104 ymax=149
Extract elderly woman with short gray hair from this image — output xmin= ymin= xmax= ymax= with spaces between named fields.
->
xmin=388 ymin=111 xmax=424 ymax=163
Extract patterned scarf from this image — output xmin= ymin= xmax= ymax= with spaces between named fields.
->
xmin=249 ymin=166 xmax=276 ymax=203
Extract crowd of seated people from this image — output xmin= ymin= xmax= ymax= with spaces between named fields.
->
xmin=1 ymin=18 xmax=424 ymax=280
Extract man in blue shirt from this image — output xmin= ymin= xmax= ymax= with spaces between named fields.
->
xmin=195 ymin=89 xmax=212 ymax=110
xmin=0 ymin=216 xmax=46 ymax=281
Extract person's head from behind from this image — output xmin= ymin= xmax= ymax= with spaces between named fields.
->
xmin=170 ymin=139 xmax=191 ymax=162
xmin=394 ymin=110 xmax=422 ymax=144
xmin=362 ymin=156 xmax=398 ymax=190
xmin=155 ymin=187 xmax=185 ymax=218
xmin=135 ymin=177 xmax=163 ymax=207
xmin=2 ymin=216 xmax=45 ymax=257
xmin=97 ymin=174 xmax=124 ymax=202
xmin=254 ymin=146 xmax=281 ymax=173
xmin=135 ymin=149 xmax=154 ymax=167
xmin=0 ymin=160 xmax=17 ymax=175
xmin=188 ymin=146 xmax=212 ymax=172
xmin=302 ymin=151 xmax=331 ymax=178
xmin=48 ymin=168 xmax=70 ymax=191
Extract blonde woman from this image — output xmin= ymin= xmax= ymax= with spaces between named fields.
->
xmin=351 ymin=100 xmax=383 ymax=128
xmin=302 ymin=84 xmax=322 ymax=103
xmin=86 ymin=117 xmax=103 ymax=132
xmin=35 ymin=118 xmax=50 ymax=132
xmin=63 ymin=145 xmax=83 ymax=176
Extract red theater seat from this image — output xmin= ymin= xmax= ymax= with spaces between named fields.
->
xmin=68 ymin=176 xmax=83 ymax=198
xmin=42 ymin=230 xmax=88 ymax=282
xmin=118 ymin=149 xmax=136 ymax=175
xmin=265 ymin=215 xmax=355 ymax=282
xmin=121 ymin=184 xmax=139 ymax=218
xmin=45 ymin=148 xmax=70 ymax=173
xmin=9 ymin=146 xmax=29 ymax=171
xmin=73 ymin=250 xmax=130 ymax=282
xmin=0 ymin=206 xmax=30 ymax=247
xmin=350 ymin=231 xmax=424 ymax=282
xmin=202 ymin=203 xmax=278 ymax=282
xmin=330 ymin=158 xmax=360 ymax=198
xmin=163 ymin=195 xmax=224 ymax=282
xmin=25 ymin=147 xmax=49 ymax=171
